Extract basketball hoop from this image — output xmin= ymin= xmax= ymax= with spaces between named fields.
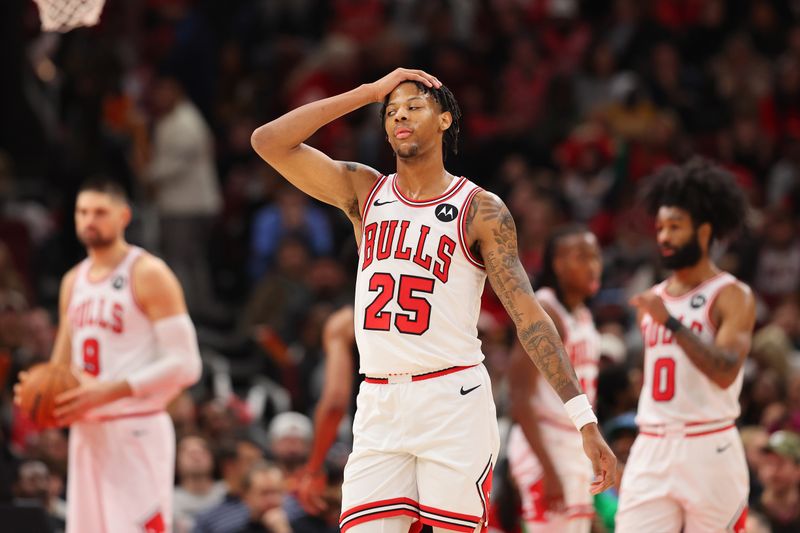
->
xmin=32 ymin=0 xmax=107 ymax=32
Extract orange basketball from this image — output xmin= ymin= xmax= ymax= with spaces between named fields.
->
xmin=17 ymin=363 xmax=80 ymax=429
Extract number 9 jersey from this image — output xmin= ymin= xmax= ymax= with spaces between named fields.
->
xmin=354 ymin=174 xmax=486 ymax=376
xmin=637 ymin=272 xmax=743 ymax=426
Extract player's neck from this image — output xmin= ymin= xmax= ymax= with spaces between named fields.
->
xmin=669 ymin=258 xmax=720 ymax=290
xmin=394 ymin=152 xmax=451 ymax=200
xmin=560 ymin=290 xmax=585 ymax=312
xmin=87 ymin=240 xmax=130 ymax=268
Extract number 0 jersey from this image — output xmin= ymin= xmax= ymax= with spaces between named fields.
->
xmin=354 ymin=174 xmax=486 ymax=375
xmin=637 ymin=272 xmax=744 ymax=425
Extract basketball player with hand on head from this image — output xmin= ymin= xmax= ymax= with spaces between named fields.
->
xmin=616 ymin=157 xmax=756 ymax=533
xmin=251 ymin=68 xmax=616 ymax=533
xmin=15 ymin=179 xmax=202 ymax=533
xmin=507 ymin=226 xmax=602 ymax=532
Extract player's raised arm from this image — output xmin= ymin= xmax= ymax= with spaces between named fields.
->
xmin=466 ymin=191 xmax=616 ymax=493
xmin=630 ymin=281 xmax=755 ymax=389
xmin=250 ymin=68 xmax=441 ymax=221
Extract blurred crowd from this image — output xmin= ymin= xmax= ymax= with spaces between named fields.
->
xmin=1 ymin=0 xmax=800 ymax=532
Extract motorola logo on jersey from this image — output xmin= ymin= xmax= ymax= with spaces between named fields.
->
xmin=112 ymin=275 xmax=125 ymax=290
xmin=435 ymin=203 xmax=458 ymax=222
xmin=690 ymin=294 xmax=706 ymax=308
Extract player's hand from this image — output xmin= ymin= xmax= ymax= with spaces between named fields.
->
xmin=13 ymin=371 xmax=29 ymax=406
xmin=365 ymin=68 xmax=442 ymax=103
xmin=54 ymin=375 xmax=127 ymax=426
xmin=297 ymin=467 xmax=328 ymax=515
xmin=629 ymin=290 xmax=669 ymax=325
xmin=580 ymin=423 xmax=617 ymax=494
xmin=541 ymin=467 xmax=566 ymax=514
xmin=261 ymin=507 xmax=292 ymax=533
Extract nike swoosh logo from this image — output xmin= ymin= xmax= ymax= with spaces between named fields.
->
xmin=373 ymin=199 xmax=397 ymax=206
xmin=460 ymin=384 xmax=481 ymax=396
xmin=716 ymin=443 xmax=732 ymax=453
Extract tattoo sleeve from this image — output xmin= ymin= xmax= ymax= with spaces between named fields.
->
xmin=674 ymin=329 xmax=741 ymax=385
xmin=473 ymin=194 xmax=582 ymax=401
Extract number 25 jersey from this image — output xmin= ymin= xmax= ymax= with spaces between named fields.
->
xmin=637 ymin=272 xmax=744 ymax=425
xmin=354 ymin=174 xmax=487 ymax=375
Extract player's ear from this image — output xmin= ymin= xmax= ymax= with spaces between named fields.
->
xmin=439 ymin=111 xmax=452 ymax=132
xmin=697 ymin=221 xmax=712 ymax=250
xmin=120 ymin=204 xmax=132 ymax=227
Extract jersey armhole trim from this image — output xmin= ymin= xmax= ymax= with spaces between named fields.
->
xmin=359 ymin=174 xmax=386 ymax=222
xmin=457 ymin=187 xmax=485 ymax=270
xmin=129 ymin=252 xmax=147 ymax=315
xmin=705 ymin=281 xmax=737 ymax=334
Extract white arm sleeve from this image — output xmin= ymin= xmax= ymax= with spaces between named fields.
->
xmin=127 ymin=313 xmax=202 ymax=397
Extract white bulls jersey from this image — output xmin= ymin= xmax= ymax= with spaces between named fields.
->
xmin=531 ymin=288 xmax=600 ymax=426
xmin=637 ymin=272 xmax=743 ymax=425
xmin=68 ymin=246 xmax=167 ymax=419
xmin=354 ymin=174 xmax=486 ymax=375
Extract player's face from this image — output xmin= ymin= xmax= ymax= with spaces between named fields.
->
xmin=75 ymin=191 xmax=130 ymax=250
xmin=655 ymin=206 xmax=703 ymax=270
xmin=384 ymin=82 xmax=451 ymax=160
xmin=556 ymin=232 xmax=602 ymax=298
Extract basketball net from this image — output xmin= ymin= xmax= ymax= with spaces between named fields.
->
xmin=33 ymin=0 xmax=107 ymax=32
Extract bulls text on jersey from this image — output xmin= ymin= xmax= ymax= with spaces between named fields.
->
xmin=361 ymin=220 xmax=455 ymax=283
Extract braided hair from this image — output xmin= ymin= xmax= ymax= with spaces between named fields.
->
xmin=380 ymin=81 xmax=462 ymax=159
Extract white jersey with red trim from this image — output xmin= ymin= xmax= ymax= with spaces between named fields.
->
xmin=354 ymin=174 xmax=486 ymax=375
xmin=637 ymin=272 xmax=743 ymax=425
xmin=530 ymin=288 xmax=600 ymax=427
xmin=68 ymin=246 xmax=168 ymax=419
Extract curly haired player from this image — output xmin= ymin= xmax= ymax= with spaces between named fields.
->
xmin=617 ymin=157 xmax=755 ymax=533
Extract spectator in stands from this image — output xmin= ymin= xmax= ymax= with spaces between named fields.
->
xmin=12 ymin=460 xmax=65 ymax=533
xmin=143 ymin=74 xmax=222 ymax=314
xmin=193 ymin=436 xmax=264 ymax=533
xmin=753 ymin=430 xmax=800 ymax=532
xmin=174 ymin=435 xmax=227 ymax=533
xmin=234 ymin=462 xmax=290 ymax=533
xmin=268 ymin=412 xmax=312 ymax=490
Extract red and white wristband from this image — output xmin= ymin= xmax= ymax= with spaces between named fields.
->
xmin=564 ymin=394 xmax=598 ymax=431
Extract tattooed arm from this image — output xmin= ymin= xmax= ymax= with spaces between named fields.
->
xmin=251 ymin=68 xmax=441 ymax=226
xmin=467 ymin=191 xmax=616 ymax=493
xmin=630 ymin=281 xmax=755 ymax=388
xmin=466 ymin=191 xmax=581 ymax=401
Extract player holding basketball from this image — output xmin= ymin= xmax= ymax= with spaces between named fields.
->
xmin=251 ymin=68 xmax=615 ymax=533
xmin=616 ymin=157 xmax=755 ymax=532
xmin=507 ymin=226 xmax=602 ymax=532
xmin=16 ymin=179 xmax=202 ymax=533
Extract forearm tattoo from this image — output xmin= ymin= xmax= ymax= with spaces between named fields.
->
xmin=675 ymin=328 xmax=740 ymax=378
xmin=472 ymin=194 xmax=581 ymax=400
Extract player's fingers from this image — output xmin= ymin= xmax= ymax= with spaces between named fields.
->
xmin=407 ymin=69 xmax=440 ymax=88
xmin=589 ymin=472 xmax=606 ymax=494
xmin=54 ymin=387 xmax=82 ymax=405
